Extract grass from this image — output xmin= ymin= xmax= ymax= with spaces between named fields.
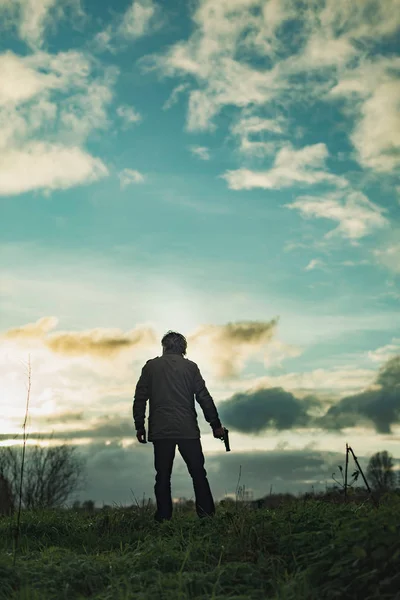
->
xmin=0 ymin=491 xmax=399 ymax=600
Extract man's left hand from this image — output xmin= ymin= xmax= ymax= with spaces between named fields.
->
xmin=136 ymin=429 xmax=147 ymax=444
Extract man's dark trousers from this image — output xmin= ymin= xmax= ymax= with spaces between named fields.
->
xmin=152 ymin=438 xmax=215 ymax=521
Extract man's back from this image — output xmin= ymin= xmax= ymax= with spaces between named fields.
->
xmin=133 ymin=350 xmax=221 ymax=442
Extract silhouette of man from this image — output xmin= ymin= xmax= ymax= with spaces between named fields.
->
xmin=133 ymin=330 xmax=225 ymax=522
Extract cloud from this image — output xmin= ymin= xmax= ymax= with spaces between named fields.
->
xmin=0 ymin=49 xmax=115 ymax=196
xmin=47 ymin=411 xmax=84 ymax=423
xmin=118 ymin=0 xmax=158 ymax=39
xmin=162 ymin=84 xmax=190 ymax=110
xmin=94 ymin=0 xmax=161 ymax=52
xmin=187 ymin=319 xmax=282 ymax=379
xmin=236 ymin=366 xmax=378 ymax=402
xmin=314 ymin=355 xmax=400 ymax=434
xmin=0 ymin=437 xmax=363 ymax=505
xmin=143 ymin=0 xmax=285 ymax=132
xmin=373 ymin=240 xmax=400 ymax=274
xmin=368 ymin=340 xmax=400 ymax=364
xmin=3 ymin=317 xmax=158 ymax=358
xmin=351 ymin=80 xmax=400 ymax=173
xmin=189 ymin=145 xmax=210 ymax=160
xmin=218 ymin=354 xmax=400 ymax=436
xmin=329 ymin=57 xmax=400 ymax=173
xmin=340 ymin=260 xmax=371 ymax=267
xmin=6 ymin=415 xmax=136 ymax=441
xmin=319 ymin=390 xmax=399 ymax=436
xmin=218 ymin=388 xmax=316 ymax=434
xmin=223 ymin=143 xmax=347 ymax=190
xmin=0 ymin=143 xmax=108 ymax=195
xmin=57 ymin=443 xmax=358 ymax=505
xmin=285 ymin=191 xmax=389 ymax=241
xmin=231 ymin=114 xmax=284 ymax=155
xmin=146 ymin=0 xmax=400 ymax=181
xmin=0 ymin=0 xmax=83 ymax=49
xmin=0 ymin=50 xmax=92 ymax=108
xmin=3 ymin=316 xmax=58 ymax=339
xmin=119 ymin=168 xmax=145 ymax=188
xmin=47 ymin=328 xmax=156 ymax=358
xmin=262 ymin=339 xmax=303 ymax=369
xmin=376 ymin=355 xmax=400 ymax=389
xmin=305 ymin=259 xmax=324 ymax=271
xmin=116 ymin=105 xmax=142 ymax=126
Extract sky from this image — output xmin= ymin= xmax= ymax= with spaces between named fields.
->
xmin=0 ymin=0 xmax=400 ymax=507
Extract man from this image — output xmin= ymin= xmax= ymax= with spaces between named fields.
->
xmin=133 ymin=330 xmax=225 ymax=522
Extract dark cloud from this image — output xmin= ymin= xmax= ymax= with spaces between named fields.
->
xmin=218 ymin=388 xmax=316 ymax=433
xmin=318 ymin=355 xmax=400 ymax=434
xmin=66 ymin=444 xmax=380 ymax=507
xmin=218 ymin=354 xmax=400 ymax=435
xmin=5 ymin=353 xmax=398 ymax=444
xmin=0 ymin=410 xmax=219 ymax=444
xmin=3 ymin=316 xmax=158 ymax=358
xmin=0 ymin=416 xmax=135 ymax=442
xmin=47 ymin=327 xmax=157 ymax=358
xmin=45 ymin=412 xmax=84 ymax=424
xmin=376 ymin=355 xmax=400 ymax=389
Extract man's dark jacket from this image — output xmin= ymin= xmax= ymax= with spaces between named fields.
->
xmin=133 ymin=350 xmax=221 ymax=441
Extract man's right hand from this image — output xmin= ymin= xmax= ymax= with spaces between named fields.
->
xmin=213 ymin=426 xmax=225 ymax=438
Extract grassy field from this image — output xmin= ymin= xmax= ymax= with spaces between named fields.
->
xmin=0 ymin=492 xmax=399 ymax=600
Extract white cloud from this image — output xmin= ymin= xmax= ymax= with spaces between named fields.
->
xmin=341 ymin=260 xmax=370 ymax=267
xmin=285 ymin=191 xmax=389 ymax=241
xmin=92 ymin=29 xmax=113 ymax=52
xmin=60 ymin=75 xmax=116 ymax=143
xmin=116 ymin=105 xmax=142 ymax=125
xmin=147 ymin=0 xmax=400 ymax=176
xmin=223 ymin=143 xmax=347 ymax=190
xmin=222 ymin=365 xmax=378 ymax=402
xmin=367 ymin=339 xmax=400 ymax=363
xmin=231 ymin=114 xmax=284 ymax=155
xmin=262 ymin=338 xmax=303 ymax=369
xmin=92 ymin=0 xmax=161 ymax=54
xmin=351 ymin=80 xmax=400 ymax=173
xmin=189 ymin=145 xmax=210 ymax=160
xmin=373 ymin=241 xmax=400 ymax=274
xmin=329 ymin=57 xmax=400 ymax=173
xmin=0 ymin=0 xmax=83 ymax=48
xmin=305 ymin=259 xmax=324 ymax=271
xmin=118 ymin=0 xmax=157 ymax=39
xmin=119 ymin=168 xmax=145 ymax=188
xmin=0 ymin=143 xmax=107 ymax=195
xmin=0 ymin=50 xmax=114 ymax=196
xmin=162 ymin=84 xmax=189 ymax=110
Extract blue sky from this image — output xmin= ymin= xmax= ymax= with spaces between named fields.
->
xmin=0 ymin=0 xmax=399 ymax=505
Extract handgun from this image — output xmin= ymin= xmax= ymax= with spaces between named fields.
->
xmin=218 ymin=427 xmax=230 ymax=452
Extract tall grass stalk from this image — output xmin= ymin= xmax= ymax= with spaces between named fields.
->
xmin=13 ymin=356 xmax=31 ymax=567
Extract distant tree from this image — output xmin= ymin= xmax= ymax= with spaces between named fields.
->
xmin=0 ymin=440 xmax=87 ymax=510
xmin=0 ymin=473 xmax=15 ymax=516
xmin=366 ymin=451 xmax=396 ymax=492
xmin=82 ymin=500 xmax=95 ymax=512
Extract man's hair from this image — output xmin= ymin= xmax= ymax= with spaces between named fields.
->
xmin=161 ymin=331 xmax=187 ymax=356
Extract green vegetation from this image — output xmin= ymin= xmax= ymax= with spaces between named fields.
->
xmin=1 ymin=491 xmax=399 ymax=600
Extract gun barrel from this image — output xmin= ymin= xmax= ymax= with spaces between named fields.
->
xmin=223 ymin=428 xmax=230 ymax=452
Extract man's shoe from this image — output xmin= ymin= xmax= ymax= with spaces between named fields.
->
xmin=154 ymin=512 xmax=171 ymax=523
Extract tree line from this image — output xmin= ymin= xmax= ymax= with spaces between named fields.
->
xmin=0 ymin=442 xmax=398 ymax=516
